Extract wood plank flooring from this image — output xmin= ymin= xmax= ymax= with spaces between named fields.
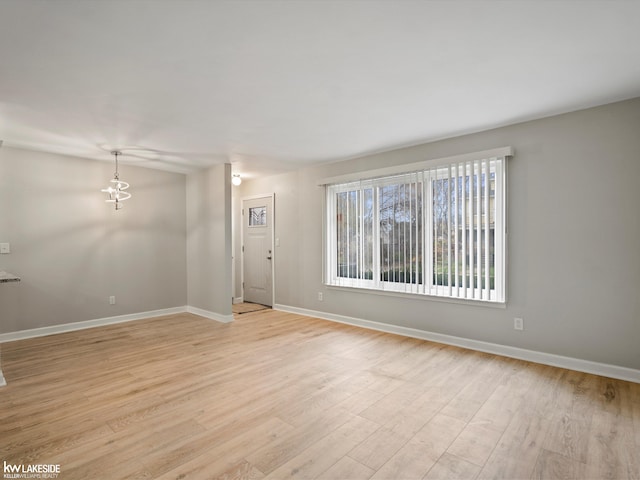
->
xmin=1 ymin=308 xmax=638 ymax=479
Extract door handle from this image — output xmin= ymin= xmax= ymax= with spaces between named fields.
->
xmin=267 ymin=256 xmax=272 ymax=260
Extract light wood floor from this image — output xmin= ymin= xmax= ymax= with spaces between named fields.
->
xmin=1 ymin=309 xmax=638 ymax=480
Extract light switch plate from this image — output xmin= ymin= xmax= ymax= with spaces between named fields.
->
xmin=0 ymin=243 xmax=10 ymax=254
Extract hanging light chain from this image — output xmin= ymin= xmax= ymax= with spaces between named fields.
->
xmin=112 ymin=150 xmax=120 ymax=180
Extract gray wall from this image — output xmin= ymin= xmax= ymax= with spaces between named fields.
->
xmin=0 ymin=147 xmax=187 ymax=333
xmin=239 ymin=98 xmax=640 ymax=370
xmin=186 ymin=163 xmax=232 ymax=316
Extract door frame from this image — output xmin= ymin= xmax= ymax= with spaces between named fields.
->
xmin=240 ymin=193 xmax=275 ymax=307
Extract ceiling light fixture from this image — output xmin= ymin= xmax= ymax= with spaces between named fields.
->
xmin=101 ymin=151 xmax=131 ymax=210
xmin=232 ymin=174 xmax=242 ymax=186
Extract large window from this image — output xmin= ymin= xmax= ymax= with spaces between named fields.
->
xmin=325 ymin=152 xmax=507 ymax=303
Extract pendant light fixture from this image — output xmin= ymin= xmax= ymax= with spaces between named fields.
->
xmin=101 ymin=151 xmax=131 ymax=210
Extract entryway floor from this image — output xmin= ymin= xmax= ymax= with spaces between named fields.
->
xmin=232 ymin=302 xmax=271 ymax=315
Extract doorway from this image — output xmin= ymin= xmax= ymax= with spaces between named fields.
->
xmin=242 ymin=195 xmax=274 ymax=307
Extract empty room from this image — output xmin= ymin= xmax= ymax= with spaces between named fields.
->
xmin=1 ymin=1 xmax=639 ymax=479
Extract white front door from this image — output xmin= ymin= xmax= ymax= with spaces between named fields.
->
xmin=242 ymin=196 xmax=273 ymax=306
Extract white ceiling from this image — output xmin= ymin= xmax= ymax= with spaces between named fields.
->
xmin=1 ymin=1 xmax=639 ymax=177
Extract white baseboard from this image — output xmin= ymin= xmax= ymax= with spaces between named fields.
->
xmin=274 ymin=304 xmax=640 ymax=384
xmin=3 ymin=303 xmax=635 ymax=385
xmin=0 ymin=305 xmax=237 ymax=346
xmin=233 ymin=297 xmax=244 ymax=304
xmin=186 ymin=306 xmax=234 ymax=324
xmin=0 ymin=306 xmax=188 ymax=343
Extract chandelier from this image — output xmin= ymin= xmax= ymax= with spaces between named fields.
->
xmin=101 ymin=151 xmax=131 ymax=210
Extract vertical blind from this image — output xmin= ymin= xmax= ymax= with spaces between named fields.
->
xmin=326 ymin=154 xmax=506 ymax=303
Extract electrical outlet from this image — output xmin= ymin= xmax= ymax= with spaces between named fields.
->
xmin=514 ymin=317 xmax=524 ymax=331
xmin=109 ymin=296 xmax=116 ymax=305
xmin=318 ymin=292 xmax=323 ymax=301
xmin=0 ymin=243 xmax=10 ymax=254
